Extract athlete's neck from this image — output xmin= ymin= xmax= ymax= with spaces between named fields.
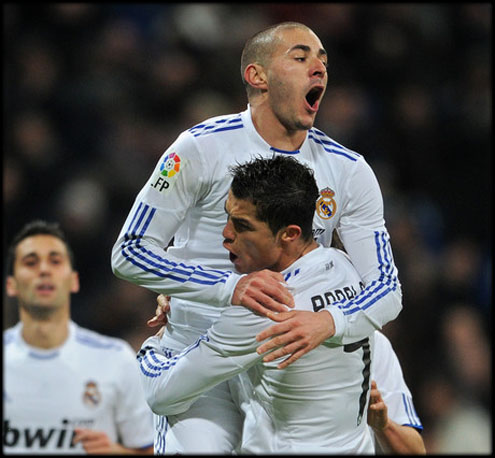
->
xmin=250 ymin=102 xmax=307 ymax=152
xmin=20 ymin=308 xmax=70 ymax=349
xmin=275 ymin=239 xmax=319 ymax=272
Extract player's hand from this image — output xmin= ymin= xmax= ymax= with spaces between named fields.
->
xmin=367 ymin=380 xmax=389 ymax=431
xmin=72 ymin=428 xmax=125 ymax=454
xmin=147 ymin=294 xmax=171 ymax=327
xmin=255 ymin=310 xmax=335 ymax=368
xmin=232 ymin=270 xmax=295 ymax=316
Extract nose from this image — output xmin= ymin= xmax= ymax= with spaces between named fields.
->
xmin=222 ymin=219 xmax=235 ymax=243
xmin=311 ymin=57 xmax=327 ymax=78
xmin=39 ymin=260 xmax=52 ymax=276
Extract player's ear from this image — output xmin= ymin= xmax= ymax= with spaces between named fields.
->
xmin=244 ymin=63 xmax=268 ymax=91
xmin=70 ymin=271 xmax=80 ymax=294
xmin=280 ymin=225 xmax=302 ymax=243
xmin=6 ymin=276 xmax=18 ymax=297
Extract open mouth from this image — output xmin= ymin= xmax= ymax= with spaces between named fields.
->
xmin=229 ymin=251 xmax=238 ymax=264
xmin=305 ymin=86 xmax=324 ymax=110
xmin=36 ymin=284 xmax=55 ymax=295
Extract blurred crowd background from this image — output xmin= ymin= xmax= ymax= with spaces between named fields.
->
xmin=3 ymin=3 xmax=491 ymax=454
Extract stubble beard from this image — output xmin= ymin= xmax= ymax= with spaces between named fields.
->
xmin=271 ymin=91 xmax=315 ymax=133
xmin=272 ymin=76 xmax=319 ymax=132
xmin=20 ymin=302 xmax=58 ymax=321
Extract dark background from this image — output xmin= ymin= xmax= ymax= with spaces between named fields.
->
xmin=3 ymin=4 xmax=491 ymax=453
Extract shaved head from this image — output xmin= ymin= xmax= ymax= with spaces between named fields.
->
xmin=240 ymin=22 xmax=313 ymax=98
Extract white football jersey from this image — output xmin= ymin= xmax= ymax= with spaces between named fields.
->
xmin=3 ymin=321 xmax=154 ymax=455
xmin=370 ymin=331 xmax=423 ymax=453
xmin=138 ymin=246 xmax=376 ymax=454
xmin=112 ymin=105 xmax=402 ymax=350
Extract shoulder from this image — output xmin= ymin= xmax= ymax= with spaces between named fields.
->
xmin=308 ymin=128 xmax=378 ymax=186
xmin=316 ymin=246 xmax=360 ymax=275
xmin=285 ymin=246 xmax=354 ymax=280
xmin=3 ymin=323 xmax=22 ymax=350
xmin=374 ymin=330 xmax=391 ymax=346
xmin=3 ymin=325 xmax=18 ymax=346
xmin=373 ymin=330 xmax=394 ymax=355
xmin=169 ymin=111 xmax=246 ymax=170
xmin=372 ymin=330 xmax=399 ymax=372
xmin=72 ymin=323 xmax=132 ymax=354
xmin=285 ymin=246 xmax=362 ymax=305
xmin=186 ymin=112 xmax=244 ymax=139
xmin=308 ymin=127 xmax=362 ymax=162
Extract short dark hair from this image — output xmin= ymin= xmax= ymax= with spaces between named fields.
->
xmin=7 ymin=220 xmax=75 ymax=275
xmin=229 ymin=155 xmax=319 ymax=241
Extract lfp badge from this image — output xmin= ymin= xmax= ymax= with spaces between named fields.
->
xmin=152 ymin=152 xmax=182 ymax=192
xmin=160 ymin=152 xmax=181 ymax=178
xmin=316 ymin=187 xmax=337 ymax=220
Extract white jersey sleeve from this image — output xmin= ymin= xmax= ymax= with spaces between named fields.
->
xmin=324 ymin=157 xmax=402 ymax=344
xmin=111 ymin=130 xmax=241 ymax=307
xmin=138 ymin=247 xmax=377 ymax=454
xmin=371 ymin=331 xmax=423 ymax=431
xmin=138 ymin=306 xmax=263 ymax=415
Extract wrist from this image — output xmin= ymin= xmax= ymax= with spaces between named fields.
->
xmin=322 ymin=306 xmax=344 ymax=343
xmin=318 ymin=309 xmax=337 ymax=339
xmin=374 ymin=417 xmax=393 ymax=433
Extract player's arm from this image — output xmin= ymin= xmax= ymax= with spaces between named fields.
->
xmin=138 ymin=307 xmax=268 ymax=415
xmin=368 ymin=332 xmax=425 ymax=454
xmin=111 ymin=134 xmax=291 ymax=314
xmin=327 ymin=158 xmax=402 ymax=343
xmin=256 ymin=158 xmax=402 ymax=367
xmin=111 ymin=134 xmax=237 ymax=307
xmin=368 ymin=380 xmax=425 ymax=454
xmin=72 ymin=429 xmax=153 ymax=455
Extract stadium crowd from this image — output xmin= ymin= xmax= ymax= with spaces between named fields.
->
xmin=4 ymin=4 xmax=491 ymax=454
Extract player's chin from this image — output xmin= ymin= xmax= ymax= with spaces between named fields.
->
xmin=296 ymin=117 xmax=316 ymax=131
xmin=298 ymin=110 xmax=318 ymax=129
xmin=233 ymin=259 xmax=251 ymax=275
xmin=234 ymin=263 xmax=249 ymax=274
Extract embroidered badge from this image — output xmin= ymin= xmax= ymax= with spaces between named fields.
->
xmin=82 ymin=380 xmax=101 ymax=408
xmin=316 ymin=187 xmax=337 ymax=220
xmin=151 ymin=152 xmax=182 ymax=193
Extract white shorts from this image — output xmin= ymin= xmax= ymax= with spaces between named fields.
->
xmin=153 ymin=380 xmax=243 ymax=454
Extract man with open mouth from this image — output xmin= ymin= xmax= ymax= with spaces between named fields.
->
xmin=113 ymin=21 xmax=402 ymax=454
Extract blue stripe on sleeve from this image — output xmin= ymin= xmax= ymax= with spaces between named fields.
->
xmin=139 ymin=335 xmax=209 ymax=378
xmin=332 ymin=231 xmax=398 ymax=315
xmin=120 ymin=203 xmax=232 ymax=286
xmin=188 ymin=114 xmax=243 ymax=137
xmin=155 ymin=415 xmax=168 ymax=454
xmin=402 ymin=394 xmax=423 ymax=430
xmin=308 ymin=129 xmax=360 ymax=161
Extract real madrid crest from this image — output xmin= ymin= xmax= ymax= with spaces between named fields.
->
xmin=82 ymin=380 xmax=102 ymax=408
xmin=316 ymin=187 xmax=337 ymax=220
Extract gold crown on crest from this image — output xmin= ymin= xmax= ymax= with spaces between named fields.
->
xmin=319 ymin=187 xmax=335 ymax=198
